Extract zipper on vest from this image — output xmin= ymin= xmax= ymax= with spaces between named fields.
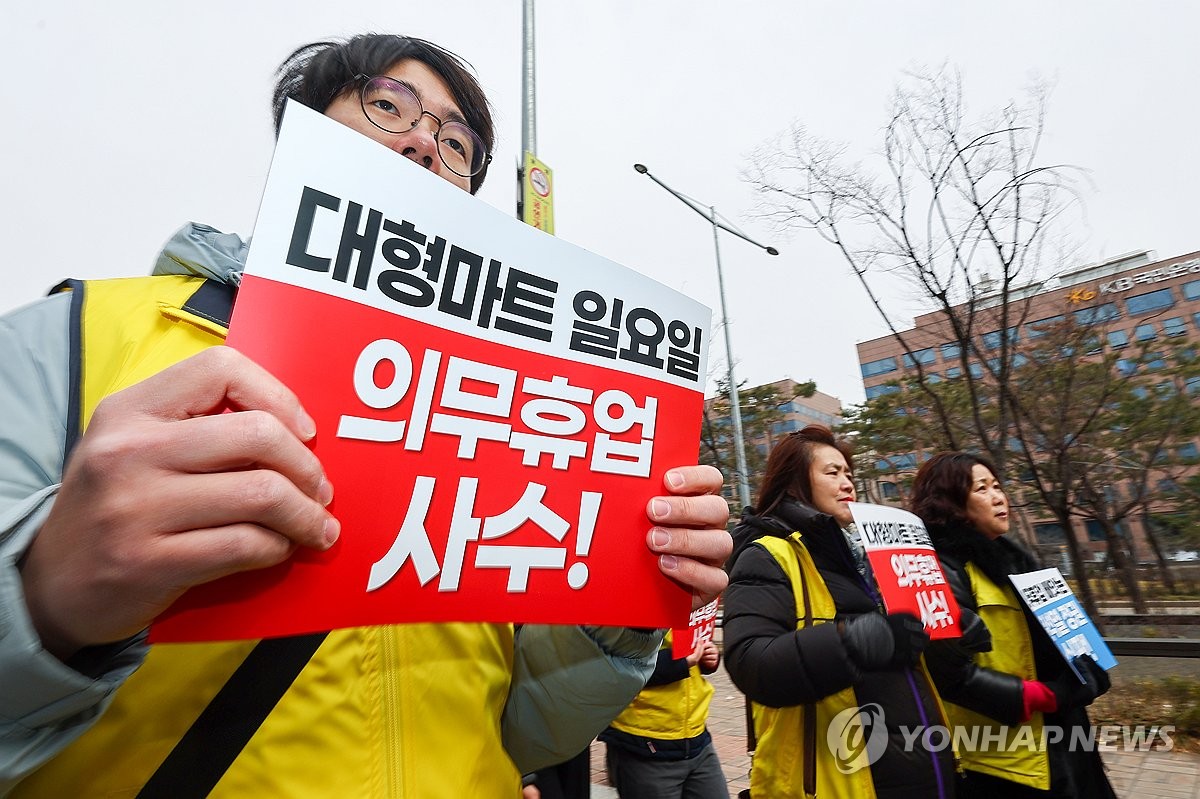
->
xmin=381 ymin=627 xmax=404 ymax=795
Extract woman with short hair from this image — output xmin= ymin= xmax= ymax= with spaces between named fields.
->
xmin=912 ymin=452 xmax=1115 ymax=798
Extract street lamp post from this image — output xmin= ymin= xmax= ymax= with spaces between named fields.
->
xmin=632 ymin=163 xmax=778 ymax=510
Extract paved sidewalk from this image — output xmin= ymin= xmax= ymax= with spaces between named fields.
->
xmin=587 ymin=661 xmax=1200 ymax=798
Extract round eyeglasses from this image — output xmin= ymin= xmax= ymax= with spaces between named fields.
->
xmin=355 ymin=74 xmax=490 ymax=179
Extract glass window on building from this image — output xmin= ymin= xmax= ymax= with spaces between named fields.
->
xmin=983 ymin=327 xmax=1019 ymax=349
xmin=875 ymin=453 xmax=918 ymax=472
xmin=940 ymin=342 xmax=962 ymax=360
xmin=1083 ymin=520 xmax=1107 ymax=542
xmin=879 ymin=482 xmax=901 ymax=500
xmin=1178 ymin=442 xmax=1200 ymax=461
xmin=1125 ymin=287 xmax=1175 ymax=315
xmin=1163 ymin=317 xmax=1187 ymax=336
xmin=771 ymin=419 xmax=800 ymax=436
xmin=902 ymin=348 xmax=936 ymax=367
xmin=1194 ymin=312 xmax=1200 ymax=331
xmin=1034 ymin=522 xmax=1067 ymax=545
xmin=1134 ymin=322 xmax=1156 ymax=341
xmin=861 ymin=357 xmax=898 ymax=378
xmin=925 ymin=372 xmax=942 ymax=383
xmin=1188 ymin=376 xmax=1200 ymax=395
xmin=1184 ymin=279 xmax=1200 ymax=301
xmin=1107 ymin=329 xmax=1129 ymax=349
xmin=1072 ymin=304 xmax=1119 ymax=326
xmin=1028 ymin=315 xmax=1065 ymax=338
xmin=1146 ymin=351 xmax=1166 ymax=370
xmin=969 ymin=362 xmax=984 ymax=379
xmin=945 ymin=366 xmax=962 ymax=379
xmin=1117 ymin=358 xmax=1137 ymax=376
xmin=865 ymin=383 xmax=900 ymax=400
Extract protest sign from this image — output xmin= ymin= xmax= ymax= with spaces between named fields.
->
xmin=1009 ymin=568 xmax=1117 ymax=679
xmin=671 ymin=598 xmax=719 ymax=659
xmin=847 ymin=502 xmax=962 ymax=640
xmin=150 ymin=102 xmax=710 ymax=642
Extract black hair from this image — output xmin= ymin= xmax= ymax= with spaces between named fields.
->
xmin=756 ymin=425 xmax=854 ymax=513
xmin=910 ymin=451 xmax=1000 ymax=534
xmin=272 ymin=34 xmax=494 ymax=194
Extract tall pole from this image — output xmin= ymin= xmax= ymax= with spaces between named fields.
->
xmin=709 ymin=206 xmax=753 ymax=509
xmin=521 ymin=0 xmax=537 ymax=157
xmin=631 ymin=164 xmax=778 ymax=511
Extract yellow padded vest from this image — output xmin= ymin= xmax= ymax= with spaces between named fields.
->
xmin=943 ymin=562 xmax=1050 ymax=790
xmin=749 ymin=534 xmax=876 ymax=799
xmin=11 ymin=275 xmax=520 ymax=798
xmin=608 ymin=630 xmax=713 ymax=743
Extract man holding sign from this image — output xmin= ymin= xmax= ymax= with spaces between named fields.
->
xmin=0 ymin=34 xmax=731 ymax=796
xmin=912 ymin=452 xmax=1115 ymax=798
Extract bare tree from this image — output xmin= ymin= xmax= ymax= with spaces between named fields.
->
xmin=742 ymin=67 xmax=1159 ymax=612
xmin=744 ymin=67 xmax=1082 ymax=473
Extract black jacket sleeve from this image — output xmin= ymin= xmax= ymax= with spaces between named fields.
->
xmin=723 ymin=543 xmax=857 ymax=708
xmin=644 ymin=645 xmax=690 ymax=687
xmin=924 ymin=557 xmax=1026 ymax=725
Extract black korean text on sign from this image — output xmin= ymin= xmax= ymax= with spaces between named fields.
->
xmin=286 ymin=186 xmax=558 ymax=342
xmin=570 ymin=290 xmax=703 ymax=383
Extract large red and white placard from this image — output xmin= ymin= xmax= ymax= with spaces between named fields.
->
xmin=847 ymin=502 xmax=962 ymax=640
xmin=150 ymin=103 xmax=710 ymax=642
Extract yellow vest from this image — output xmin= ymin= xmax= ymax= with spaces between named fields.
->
xmin=12 ymin=276 xmax=520 ymax=798
xmin=943 ymin=562 xmax=1050 ymax=791
xmin=609 ymin=631 xmax=713 ymax=742
xmin=749 ymin=535 xmax=876 ymax=799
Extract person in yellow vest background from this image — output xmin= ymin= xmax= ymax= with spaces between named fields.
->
xmin=600 ymin=631 xmax=726 ymax=798
xmin=0 ymin=32 xmax=733 ymax=797
xmin=722 ymin=425 xmax=957 ymax=799
xmin=912 ymin=452 xmax=1115 ymax=798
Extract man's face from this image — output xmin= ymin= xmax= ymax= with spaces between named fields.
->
xmin=324 ymin=58 xmax=473 ymax=193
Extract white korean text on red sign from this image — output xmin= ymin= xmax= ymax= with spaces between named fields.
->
xmin=847 ymin=502 xmax=963 ymax=640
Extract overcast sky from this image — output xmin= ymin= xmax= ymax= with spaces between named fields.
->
xmin=3 ymin=2 xmax=1197 ymax=406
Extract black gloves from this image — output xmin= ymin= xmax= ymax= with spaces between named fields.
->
xmin=953 ymin=608 xmax=994 ymax=655
xmin=1045 ymin=654 xmax=1111 ymax=710
xmin=840 ymin=612 xmax=930 ymax=671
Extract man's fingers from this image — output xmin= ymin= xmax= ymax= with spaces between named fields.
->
xmin=160 ymin=523 xmax=307 ymax=588
xmin=663 ymin=464 xmax=723 ymax=496
xmin=161 ymin=470 xmax=338 ymax=551
xmin=647 ymin=526 xmax=733 ymax=566
xmin=647 ymin=494 xmax=730 ymax=528
xmin=647 ymin=526 xmax=733 ymax=609
xmin=149 ymin=410 xmax=331 ymax=504
xmin=96 ymin=347 xmax=315 ymax=440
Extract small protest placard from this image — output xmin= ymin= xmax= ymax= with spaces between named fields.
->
xmin=1009 ymin=568 xmax=1117 ymax=679
xmin=847 ymin=502 xmax=962 ymax=640
xmin=671 ymin=598 xmax=719 ymax=658
xmin=150 ymin=102 xmax=710 ymax=642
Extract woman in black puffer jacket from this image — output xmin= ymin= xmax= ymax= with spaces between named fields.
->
xmin=912 ymin=451 xmax=1115 ymax=799
xmin=723 ymin=425 xmax=956 ymax=799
